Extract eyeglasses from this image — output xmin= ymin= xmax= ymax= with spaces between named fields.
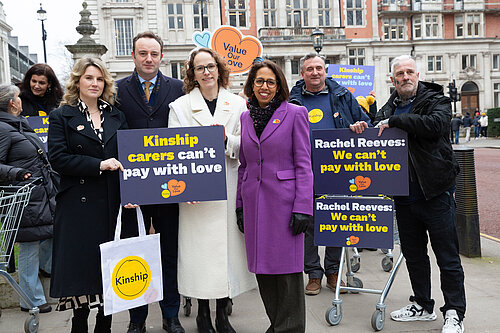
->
xmin=254 ymin=78 xmax=277 ymax=89
xmin=194 ymin=63 xmax=217 ymax=74
xmin=252 ymin=57 xmax=264 ymax=64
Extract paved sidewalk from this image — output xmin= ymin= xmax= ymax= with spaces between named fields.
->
xmin=1 ymin=236 xmax=500 ymax=332
xmin=452 ymin=137 xmax=500 ymax=149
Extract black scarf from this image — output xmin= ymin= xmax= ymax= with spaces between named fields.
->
xmin=248 ymin=96 xmax=282 ymax=138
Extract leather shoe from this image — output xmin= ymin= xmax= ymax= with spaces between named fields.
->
xmin=21 ymin=303 xmax=51 ymax=313
xmin=305 ymin=278 xmax=322 ymax=295
xmin=162 ymin=317 xmax=185 ymax=333
xmin=326 ymin=272 xmax=347 ymax=294
xmin=127 ymin=322 xmax=146 ymax=333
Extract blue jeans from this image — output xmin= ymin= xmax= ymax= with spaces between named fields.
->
xmin=395 ymin=191 xmax=466 ymax=320
xmin=474 ymin=126 xmax=480 ymax=138
xmin=453 ymin=130 xmax=459 ymax=144
xmin=18 ymin=239 xmax=52 ymax=308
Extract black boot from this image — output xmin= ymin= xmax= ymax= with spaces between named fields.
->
xmin=94 ymin=307 xmax=112 ymax=333
xmin=215 ymin=298 xmax=236 ymax=333
xmin=71 ymin=306 xmax=90 ymax=333
xmin=196 ymin=299 xmax=215 ymax=333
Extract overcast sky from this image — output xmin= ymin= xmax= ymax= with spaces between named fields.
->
xmin=3 ymin=0 xmax=84 ymax=79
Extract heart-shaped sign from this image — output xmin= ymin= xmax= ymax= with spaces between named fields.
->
xmin=211 ymin=26 xmax=262 ymax=74
xmin=347 ymin=87 xmax=355 ymax=94
xmin=193 ymin=31 xmax=211 ymax=48
xmin=354 ymin=175 xmax=371 ymax=191
xmin=349 ymin=235 xmax=360 ymax=245
xmin=168 ymin=179 xmax=186 ymax=196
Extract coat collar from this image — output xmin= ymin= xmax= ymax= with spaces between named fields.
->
xmin=246 ymin=100 xmax=289 ymax=144
xmin=190 ymin=87 xmax=233 ymax=127
xmin=62 ymin=105 xmax=122 ymax=145
xmin=125 ymin=71 xmax=173 ymax=115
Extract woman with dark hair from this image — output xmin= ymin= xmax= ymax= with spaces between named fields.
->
xmin=48 ymin=57 xmax=128 ymax=332
xmin=0 ymin=84 xmax=56 ymax=314
xmin=236 ymin=60 xmax=313 ymax=332
xmin=169 ymin=48 xmax=255 ymax=333
xmin=20 ymin=63 xmax=63 ymax=116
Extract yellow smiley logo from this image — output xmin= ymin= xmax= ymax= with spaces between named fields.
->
xmin=112 ymin=256 xmax=151 ymax=300
xmin=308 ymin=109 xmax=324 ymax=124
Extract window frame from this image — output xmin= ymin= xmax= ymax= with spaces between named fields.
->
xmin=427 ymin=55 xmax=443 ymax=73
xmin=382 ymin=17 xmax=405 ymax=41
xmin=263 ymin=0 xmax=277 ymax=27
xmin=346 ymin=0 xmax=364 ymax=26
xmin=167 ymin=3 xmax=184 ymax=30
xmin=348 ymin=48 xmax=365 ymax=65
xmin=114 ymin=18 xmax=134 ymax=57
xmin=286 ymin=0 xmax=309 ymax=27
xmin=228 ymin=0 xmax=248 ymax=28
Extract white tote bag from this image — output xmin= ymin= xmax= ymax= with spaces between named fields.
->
xmin=100 ymin=206 xmax=163 ymax=315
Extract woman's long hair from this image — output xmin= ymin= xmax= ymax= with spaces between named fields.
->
xmin=19 ymin=63 xmax=63 ymax=108
xmin=61 ymin=57 xmax=116 ymax=106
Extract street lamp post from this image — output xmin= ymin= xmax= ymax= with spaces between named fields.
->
xmin=37 ymin=3 xmax=47 ymax=63
xmin=311 ymin=28 xmax=325 ymax=54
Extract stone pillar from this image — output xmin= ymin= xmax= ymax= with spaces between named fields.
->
xmin=482 ymin=52 xmax=491 ymax=110
xmin=65 ymin=2 xmax=107 ymax=61
xmin=284 ymin=56 xmax=292 ymax=88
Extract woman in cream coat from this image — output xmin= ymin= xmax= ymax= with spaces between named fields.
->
xmin=168 ymin=48 xmax=255 ymax=333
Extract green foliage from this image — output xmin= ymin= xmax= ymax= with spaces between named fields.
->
xmin=487 ymin=108 xmax=500 ymax=137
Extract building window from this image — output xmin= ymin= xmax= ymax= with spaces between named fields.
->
xmin=455 ymin=15 xmax=463 ymax=37
xmin=383 ymin=18 xmax=405 ymax=40
xmin=414 ymin=17 xmax=421 ymax=38
xmin=466 ymin=14 xmax=480 ymax=37
xmin=318 ymin=0 xmax=331 ymax=26
xmin=263 ymin=0 xmax=277 ymax=27
xmin=114 ymin=19 xmax=133 ymax=56
xmin=286 ymin=0 xmax=309 ymax=27
xmin=346 ymin=0 xmax=363 ymax=26
xmin=168 ymin=3 xmax=184 ymax=30
xmin=115 ymin=0 xmax=130 ymax=2
xmin=292 ymin=60 xmax=299 ymax=75
xmin=171 ymin=62 xmax=185 ymax=80
xmin=494 ymin=83 xmax=500 ymax=107
xmin=462 ymin=54 xmax=477 ymax=70
xmin=229 ymin=0 xmax=247 ymax=28
xmin=388 ymin=57 xmax=394 ymax=73
xmin=493 ymin=54 xmax=499 ymax=70
xmin=348 ymin=48 xmax=365 ymax=65
xmin=194 ymin=2 xmax=208 ymax=30
xmin=427 ymin=55 xmax=442 ymax=72
xmin=424 ymin=15 xmax=439 ymax=38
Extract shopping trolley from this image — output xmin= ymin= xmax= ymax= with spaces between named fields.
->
xmin=0 ymin=179 xmax=42 ymax=333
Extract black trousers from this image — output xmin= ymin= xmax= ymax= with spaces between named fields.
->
xmin=121 ymin=203 xmax=180 ymax=322
xmin=396 ymin=191 xmax=466 ymax=320
xmin=256 ymin=272 xmax=305 ymax=333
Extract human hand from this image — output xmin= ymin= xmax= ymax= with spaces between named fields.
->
xmin=124 ymin=203 xmax=139 ymax=209
xmin=369 ymin=90 xmax=376 ymax=98
xmin=186 ymin=201 xmax=201 ymax=204
xmin=100 ymin=158 xmax=124 ymax=172
xmin=236 ymin=207 xmax=244 ymax=233
xmin=349 ymin=121 xmax=369 ymax=134
xmin=375 ymin=119 xmax=390 ymax=137
xmin=16 ymin=169 xmax=32 ymax=181
xmin=289 ymin=213 xmax=312 ymax=236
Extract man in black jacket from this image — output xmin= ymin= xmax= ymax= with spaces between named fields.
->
xmin=375 ymin=55 xmax=465 ymax=333
xmin=115 ymin=31 xmax=184 ymax=333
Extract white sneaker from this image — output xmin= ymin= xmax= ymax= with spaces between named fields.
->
xmin=442 ymin=310 xmax=464 ymax=333
xmin=390 ymin=302 xmax=437 ymax=322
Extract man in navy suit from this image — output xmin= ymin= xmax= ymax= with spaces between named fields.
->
xmin=116 ymin=31 xmax=184 ymax=333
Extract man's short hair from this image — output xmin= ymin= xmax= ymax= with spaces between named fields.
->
xmin=300 ymin=53 xmax=326 ymax=72
xmin=132 ymin=31 xmax=164 ymax=54
xmin=390 ymin=55 xmax=417 ymax=78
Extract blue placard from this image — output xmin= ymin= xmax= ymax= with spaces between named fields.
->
xmin=26 ymin=116 xmax=49 ymax=150
xmin=315 ymin=197 xmax=394 ymax=249
xmin=327 ymin=64 xmax=375 ymax=98
xmin=312 ymin=128 xmax=409 ymax=196
xmin=117 ymin=126 xmax=227 ymax=205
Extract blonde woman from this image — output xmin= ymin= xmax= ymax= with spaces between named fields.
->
xmin=48 ymin=57 xmax=128 ymax=332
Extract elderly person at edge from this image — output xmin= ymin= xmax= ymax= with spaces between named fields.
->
xmin=236 ymin=59 xmax=313 ymax=333
xmin=0 ymin=84 xmax=56 ymax=313
xmin=169 ymin=47 xmax=256 ymax=333
xmin=48 ymin=57 xmax=128 ymax=333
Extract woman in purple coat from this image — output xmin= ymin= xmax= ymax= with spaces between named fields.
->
xmin=236 ymin=60 xmax=313 ymax=332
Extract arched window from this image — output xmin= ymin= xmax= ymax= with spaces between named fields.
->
xmin=461 ymin=81 xmax=478 ymax=92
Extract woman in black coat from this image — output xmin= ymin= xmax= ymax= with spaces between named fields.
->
xmin=48 ymin=57 xmax=128 ymax=333
xmin=0 ymin=84 xmax=57 ymax=313
xmin=19 ymin=63 xmax=63 ymax=117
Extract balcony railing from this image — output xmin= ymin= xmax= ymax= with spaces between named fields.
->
xmin=258 ymin=27 xmax=345 ymax=41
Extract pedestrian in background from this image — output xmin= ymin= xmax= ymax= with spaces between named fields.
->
xmin=237 ymin=59 xmax=313 ymax=333
xmin=451 ymin=114 xmax=462 ymax=144
xmin=169 ymin=47 xmax=256 ymax=333
xmin=472 ymin=110 xmax=481 ymax=139
xmin=462 ymin=112 xmax=473 ymax=142
xmin=48 ymin=57 xmax=128 ymax=333
xmin=0 ymin=84 xmax=56 ymax=314
xmin=479 ymin=112 xmax=488 ymax=138
xmin=19 ymin=63 xmax=63 ymax=117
